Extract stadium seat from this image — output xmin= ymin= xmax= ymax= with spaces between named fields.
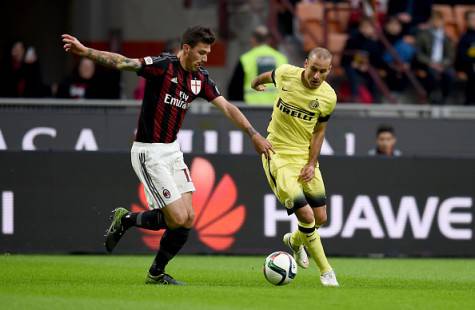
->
xmin=297 ymin=2 xmax=325 ymax=50
xmin=326 ymin=2 xmax=351 ymax=33
xmin=327 ymin=33 xmax=348 ymax=68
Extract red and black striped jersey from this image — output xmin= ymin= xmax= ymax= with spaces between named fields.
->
xmin=135 ymin=53 xmax=221 ymax=143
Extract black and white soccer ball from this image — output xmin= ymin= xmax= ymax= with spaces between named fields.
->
xmin=263 ymin=251 xmax=297 ymax=285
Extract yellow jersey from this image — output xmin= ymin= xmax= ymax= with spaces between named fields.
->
xmin=267 ymin=64 xmax=337 ymax=156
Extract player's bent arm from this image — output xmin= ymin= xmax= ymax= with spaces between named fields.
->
xmin=308 ymin=122 xmax=328 ymax=166
xmin=251 ymin=71 xmax=273 ymax=91
xmin=62 ymin=34 xmax=141 ymax=72
xmin=211 ymin=96 xmax=274 ymax=157
xmin=211 ymin=96 xmax=259 ymax=137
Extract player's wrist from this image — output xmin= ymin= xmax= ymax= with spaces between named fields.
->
xmin=246 ymin=126 xmax=259 ymax=138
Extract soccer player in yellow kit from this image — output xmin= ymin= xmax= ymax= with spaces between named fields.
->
xmin=251 ymin=47 xmax=339 ymax=287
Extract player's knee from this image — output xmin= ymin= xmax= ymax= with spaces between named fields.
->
xmin=296 ymin=207 xmax=315 ymax=225
xmin=184 ymin=210 xmax=195 ymax=228
xmin=167 ymin=212 xmax=188 ymax=228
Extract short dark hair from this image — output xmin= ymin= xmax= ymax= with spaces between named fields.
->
xmin=376 ymin=124 xmax=395 ymax=136
xmin=181 ymin=26 xmax=215 ymax=48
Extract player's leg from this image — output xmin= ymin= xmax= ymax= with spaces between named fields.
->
xmin=105 ymin=148 xmax=169 ymax=252
xmin=303 ymin=167 xmax=339 ymax=286
xmin=146 ymin=192 xmax=193 ymax=285
xmin=146 ymin=155 xmax=196 ymax=285
xmin=293 ymin=206 xmax=332 ymax=274
xmin=263 ymin=155 xmax=309 ymax=268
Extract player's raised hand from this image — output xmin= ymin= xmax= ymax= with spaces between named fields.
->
xmin=251 ymin=77 xmax=266 ymax=92
xmin=298 ymin=163 xmax=315 ymax=183
xmin=252 ymin=134 xmax=275 ymax=159
xmin=62 ymin=34 xmax=88 ymax=56
xmin=252 ymin=84 xmax=266 ymax=92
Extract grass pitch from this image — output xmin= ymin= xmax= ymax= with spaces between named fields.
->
xmin=0 ymin=255 xmax=474 ymax=309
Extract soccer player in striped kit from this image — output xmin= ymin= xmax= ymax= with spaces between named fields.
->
xmin=62 ymin=26 xmax=274 ymax=285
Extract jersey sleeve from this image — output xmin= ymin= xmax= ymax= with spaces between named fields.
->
xmin=199 ymin=75 xmax=221 ymax=102
xmin=136 ymin=55 xmax=169 ymax=79
xmin=272 ymin=64 xmax=292 ymax=87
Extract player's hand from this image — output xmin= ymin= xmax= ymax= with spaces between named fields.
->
xmin=251 ymin=78 xmax=266 ymax=92
xmin=253 ymin=84 xmax=266 ymax=92
xmin=298 ymin=164 xmax=315 ymax=183
xmin=251 ymin=134 xmax=275 ymax=159
xmin=62 ymin=34 xmax=88 ymax=56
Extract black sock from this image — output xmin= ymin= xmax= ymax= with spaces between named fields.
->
xmin=121 ymin=209 xmax=167 ymax=231
xmin=149 ymin=227 xmax=190 ymax=276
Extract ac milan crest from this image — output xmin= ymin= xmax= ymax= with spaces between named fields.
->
xmin=163 ymin=189 xmax=171 ymax=199
xmin=190 ymin=79 xmax=201 ymax=95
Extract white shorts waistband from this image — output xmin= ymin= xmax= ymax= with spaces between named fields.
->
xmin=132 ymin=140 xmax=180 ymax=151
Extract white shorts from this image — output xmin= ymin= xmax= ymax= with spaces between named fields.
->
xmin=131 ymin=140 xmax=195 ymax=209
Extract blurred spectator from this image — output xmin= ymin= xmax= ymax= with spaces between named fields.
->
xmin=383 ymin=16 xmax=404 ymax=44
xmin=0 ymin=41 xmax=49 ymax=97
xmin=382 ymin=17 xmax=416 ymax=92
xmin=368 ymin=124 xmax=402 ymax=157
xmin=414 ymin=10 xmax=456 ymax=104
xmin=228 ymin=25 xmax=288 ymax=105
xmin=456 ymin=10 xmax=475 ymax=106
xmin=134 ymin=38 xmax=181 ymax=100
xmin=341 ymin=18 xmax=384 ymax=103
xmin=387 ymin=0 xmax=433 ymax=34
xmin=273 ymin=0 xmax=299 ymax=39
xmin=56 ymin=58 xmax=102 ymax=99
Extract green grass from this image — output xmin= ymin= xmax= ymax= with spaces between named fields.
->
xmin=1 ymin=255 xmax=474 ymax=309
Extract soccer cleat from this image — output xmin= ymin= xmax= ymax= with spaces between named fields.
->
xmin=145 ymin=273 xmax=185 ymax=285
xmin=283 ymin=233 xmax=309 ymax=269
xmin=104 ymin=207 xmax=129 ymax=253
xmin=320 ymin=269 xmax=339 ymax=287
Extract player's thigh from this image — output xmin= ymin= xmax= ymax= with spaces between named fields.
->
xmin=262 ymin=155 xmax=278 ymax=195
xmin=131 ymin=149 xmax=159 ymax=209
xmin=270 ymin=158 xmax=307 ymax=214
xmin=171 ymin=155 xmax=195 ymax=199
xmin=161 ymin=196 xmax=192 ymax=229
xmin=131 ymin=149 xmax=182 ymax=210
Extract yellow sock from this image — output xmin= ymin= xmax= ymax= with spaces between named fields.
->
xmin=298 ymin=220 xmax=332 ymax=274
xmin=290 ymin=229 xmax=303 ymax=247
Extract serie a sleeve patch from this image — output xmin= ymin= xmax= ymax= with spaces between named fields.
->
xmin=144 ymin=57 xmax=153 ymax=65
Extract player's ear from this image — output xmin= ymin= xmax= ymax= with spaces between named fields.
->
xmin=304 ymin=58 xmax=308 ymax=68
xmin=182 ymin=44 xmax=191 ymax=55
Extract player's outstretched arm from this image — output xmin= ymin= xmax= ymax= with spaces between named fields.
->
xmin=61 ymin=34 xmax=141 ymax=71
xmin=211 ymin=96 xmax=274 ymax=158
xmin=251 ymin=71 xmax=273 ymax=92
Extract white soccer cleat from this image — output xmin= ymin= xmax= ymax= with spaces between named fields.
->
xmin=320 ymin=269 xmax=339 ymax=287
xmin=283 ymin=233 xmax=309 ymax=269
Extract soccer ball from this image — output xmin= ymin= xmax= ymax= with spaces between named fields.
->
xmin=263 ymin=251 xmax=297 ymax=285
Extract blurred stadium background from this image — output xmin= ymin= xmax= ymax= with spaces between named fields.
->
xmin=0 ymin=0 xmax=474 ymax=308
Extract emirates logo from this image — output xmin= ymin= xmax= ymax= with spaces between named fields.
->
xmin=131 ymin=157 xmax=246 ymax=251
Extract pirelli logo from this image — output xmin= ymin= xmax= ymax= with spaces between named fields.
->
xmin=276 ymin=98 xmax=315 ymax=121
